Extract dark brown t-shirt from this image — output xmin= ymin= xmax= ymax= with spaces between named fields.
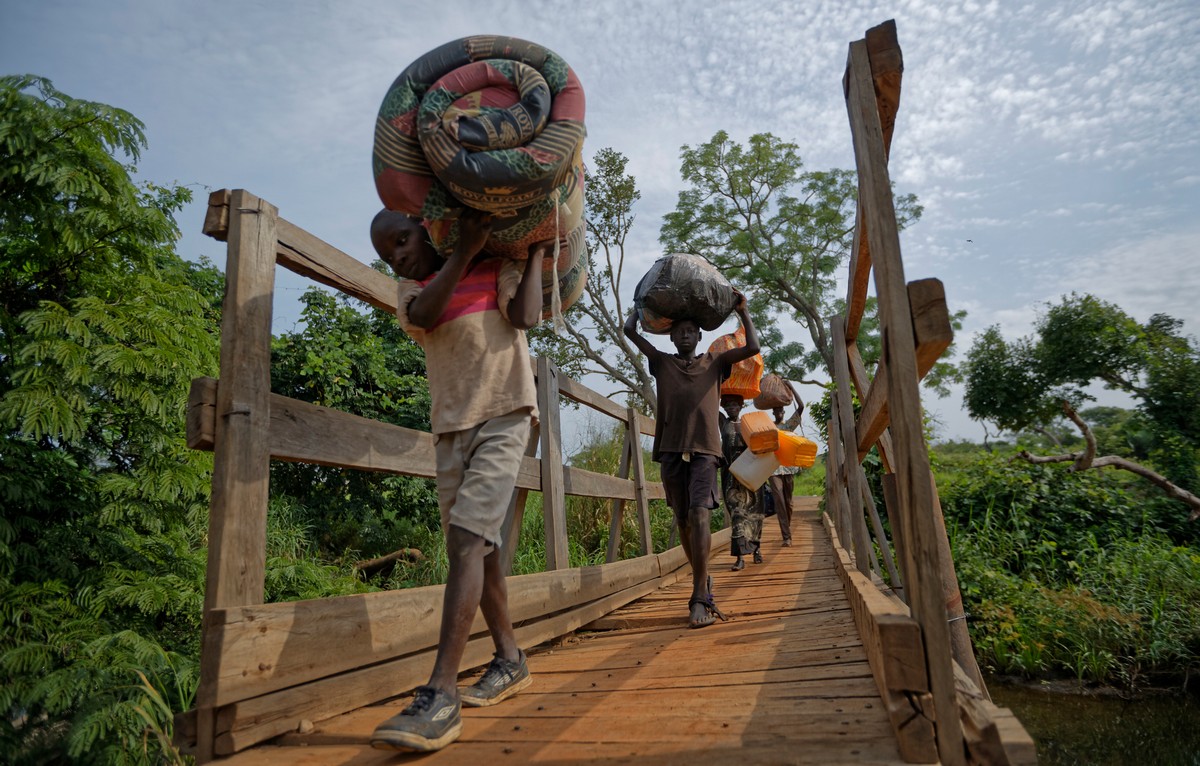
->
xmin=649 ymin=349 xmax=729 ymax=461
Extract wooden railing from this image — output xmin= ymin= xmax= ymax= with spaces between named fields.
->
xmin=177 ymin=188 xmax=726 ymax=761
xmin=823 ymin=21 xmax=1034 ymax=766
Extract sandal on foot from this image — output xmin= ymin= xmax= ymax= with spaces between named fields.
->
xmin=731 ymin=559 xmax=745 ymax=571
xmin=687 ymin=594 xmax=728 ymax=629
xmin=753 ymin=551 xmax=763 ymax=564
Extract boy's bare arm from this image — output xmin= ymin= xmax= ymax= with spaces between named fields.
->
xmin=505 ymin=240 xmax=551 ymax=329
xmin=406 ymin=211 xmax=493 ymax=329
xmin=623 ymin=309 xmax=658 ymax=357
xmin=719 ymin=290 xmax=761 ymax=366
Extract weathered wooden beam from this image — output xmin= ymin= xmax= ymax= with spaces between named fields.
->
xmin=500 ymin=421 xmax=540 ymax=577
xmin=606 ymin=425 xmax=634 ymax=563
xmin=865 ymin=19 xmax=903 ymax=161
xmin=205 ymin=544 xmax=715 ymax=755
xmin=846 ymin=32 xmax=964 ymax=763
xmin=628 ymin=407 xmax=654 ymax=556
xmin=823 ymin=513 xmax=937 ymax=763
xmin=203 ymin=555 xmax=661 ymax=708
xmin=274 ymin=219 xmax=398 ymax=314
xmin=832 ymin=316 xmax=874 ymax=576
xmin=844 ymin=19 xmax=903 ymax=340
xmin=189 ymin=378 xmax=650 ymax=499
xmin=197 ymin=189 xmax=277 ymax=763
xmin=537 ymin=357 xmax=569 ymax=570
xmin=855 ymin=279 xmax=953 ymax=461
xmin=202 ymin=189 xmax=231 ymax=242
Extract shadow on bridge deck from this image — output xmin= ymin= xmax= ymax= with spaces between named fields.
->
xmin=222 ymin=499 xmax=919 ymax=765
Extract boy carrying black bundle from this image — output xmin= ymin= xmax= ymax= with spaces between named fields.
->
xmin=623 ymin=292 xmax=760 ymax=628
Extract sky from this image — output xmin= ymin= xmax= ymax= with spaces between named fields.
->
xmin=4 ymin=0 xmax=1198 ymax=450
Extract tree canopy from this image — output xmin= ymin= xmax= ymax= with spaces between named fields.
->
xmin=964 ymin=293 xmax=1200 ymax=520
xmin=659 ymin=130 xmax=923 ymax=380
xmin=269 ymin=284 xmax=439 ymax=557
xmin=1 ymin=74 xmax=218 ymax=764
xmin=528 ymin=147 xmax=656 ymax=414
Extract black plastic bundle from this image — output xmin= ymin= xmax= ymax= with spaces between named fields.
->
xmin=633 ymin=253 xmax=736 ymax=334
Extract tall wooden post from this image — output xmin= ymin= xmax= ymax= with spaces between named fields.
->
xmin=196 ymin=190 xmax=277 ymax=762
xmin=832 ymin=316 xmax=874 ymax=575
xmin=628 ymin=407 xmax=653 ymax=556
xmin=536 ymin=357 xmax=569 ymax=569
xmin=500 ymin=421 xmax=540 ymax=576
xmin=845 ymin=35 xmax=965 ymax=764
xmin=605 ymin=422 xmax=634 ymax=562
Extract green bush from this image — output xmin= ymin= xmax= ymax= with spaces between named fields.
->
xmin=942 ymin=449 xmax=1200 ymax=688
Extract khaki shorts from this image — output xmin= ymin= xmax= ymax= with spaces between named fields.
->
xmin=434 ymin=410 xmax=532 ymax=549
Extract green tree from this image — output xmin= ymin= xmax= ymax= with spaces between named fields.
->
xmin=528 ymin=147 xmax=656 ymax=414
xmin=0 ymin=75 xmax=215 ymax=764
xmin=269 ymin=285 xmax=440 ymax=558
xmin=658 ymin=131 xmax=925 ymax=380
xmin=963 ymin=294 xmax=1200 ymax=521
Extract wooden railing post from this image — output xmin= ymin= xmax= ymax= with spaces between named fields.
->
xmin=627 ymin=407 xmax=653 ymax=556
xmin=196 ymin=189 xmax=277 ymax=763
xmin=536 ymin=357 xmax=569 ymax=569
xmin=605 ymin=421 xmax=634 ymax=562
xmin=845 ymin=33 xmax=965 ymax=764
xmin=500 ymin=421 xmax=540 ymax=576
xmin=832 ymin=316 xmax=875 ymax=576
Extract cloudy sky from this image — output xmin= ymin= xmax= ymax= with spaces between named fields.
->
xmin=4 ymin=0 xmax=1198 ymax=446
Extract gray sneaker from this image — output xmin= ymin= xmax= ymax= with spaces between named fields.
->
xmin=370 ymin=685 xmax=462 ymax=752
xmin=459 ymin=650 xmax=532 ymax=707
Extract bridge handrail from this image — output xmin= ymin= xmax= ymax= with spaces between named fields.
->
xmin=824 ymin=20 xmax=1034 ymax=766
xmin=180 ymin=189 xmax=710 ymax=760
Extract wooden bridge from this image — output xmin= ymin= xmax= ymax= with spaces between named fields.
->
xmin=176 ymin=21 xmax=1035 ymax=765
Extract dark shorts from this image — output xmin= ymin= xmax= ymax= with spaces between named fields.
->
xmin=659 ymin=452 xmax=720 ymax=523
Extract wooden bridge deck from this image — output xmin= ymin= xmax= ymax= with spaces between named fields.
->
xmin=223 ymin=499 xmax=920 ymax=765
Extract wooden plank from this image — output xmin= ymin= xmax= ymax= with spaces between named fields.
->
xmin=908 ymin=278 xmax=954 ymax=377
xmin=203 ymin=555 xmax=661 ymax=707
xmin=274 ymin=218 xmax=399 ymax=315
xmin=831 ymin=316 xmax=873 ymax=576
xmin=312 ymin=691 xmax=889 ymax=735
xmin=845 ymin=205 xmax=872 ymax=341
xmin=606 ymin=426 xmax=633 ymax=562
xmin=187 ymin=376 xmax=217 ymax=450
xmin=860 ymin=469 xmax=903 ymax=597
xmin=932 ymin=477 xmax=989 ymax=696
xmin=191 ymin=377 xmax=664 ymax=544
xmin=187 ymin=378 xmax=533 ymax=487
xmin=629 ymin=408 xmax=653 ymax=555
xmin=557 ymin=374 xmax=627 ymax=424
xmin=954 ymin=663 xmax=1037 ymax=766
xmin=197 ymin=189 xmax=278 ymax=763
xmin=537 ymin=357 xmax=569 ymax=570
xmin=846 ymin=342 xmax=895 ymax=473
xmin=212 ymin=571 xmax=680 ymax=754
xmin=844 ymin=20 xmax=902 ymax=341
xmin=846 ymin=35 xmax=964 ymax=764
xmin=880 ymin=473 xmax=910 ymax=598
xmin=190 ymin=379 xmax=652 ymax=506
xmin=500 ymin=421 xmax=539 ymax=576
xmin=202 ymin=188 xmax=231 ymax=241
xmin=865 ymin=19 xmax=903 ymax=161
xmin=221 ymin=736 xmax=906 ymax=766
xmin=855 ymin=279 xmax=952 ymax=461
xmin=824 ymin=513 xmax=938 ymax=763
xmin=563 ymin=465 xmax=637 ymax=500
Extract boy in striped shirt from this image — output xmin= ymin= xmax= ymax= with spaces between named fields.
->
xmin=368 ymin=208 xmax=550 ymax=752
